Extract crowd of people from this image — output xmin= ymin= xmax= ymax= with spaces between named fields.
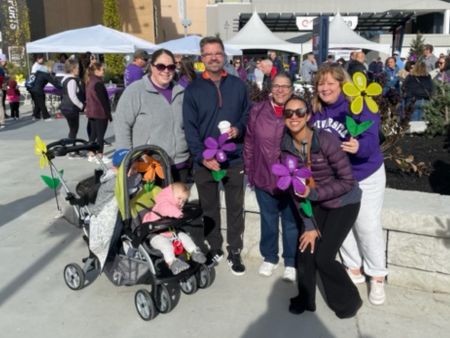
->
xmin=2 ymin=37 xmax=449 ymax=318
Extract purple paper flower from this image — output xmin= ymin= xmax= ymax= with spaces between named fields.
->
xmin=202 ymin=133 xmax=237 ymax=163
xmin=271 ymin=155 xmax=312 ymax=195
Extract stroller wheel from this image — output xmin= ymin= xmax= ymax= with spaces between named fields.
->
xmin=63 ymin=263 xmax=85 ymax=290
xmin=197 ymin=265 xmax=216 ymax=289
xmin=154 ymin=283 xmax=180 ymax=314
xmin=179 ymin=274 xmax=198 ymax=295
xmin=135 ymin=289 xmax=157 ymax=321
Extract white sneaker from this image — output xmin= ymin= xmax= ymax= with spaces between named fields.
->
xmin=282 ymin=267 xmax=296 ymax=282
xmin=87 ymin=155 xmax=97 ymax=163
xmin=258 ymin=262 xmax=279 ymax=277
xmin=44 ymin=118 xmax=52 ymax=122
xmin=347 ymin=269 xmax=366 ymax=285
xmin=369 ymin=279 xmax=386 ymax=305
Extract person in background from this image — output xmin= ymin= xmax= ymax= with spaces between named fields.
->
xmin=326 ymin=55 xmax=335 ymax=64
xmin=269 ymin=51 xmax=283 ymax=74
xmin=183 ymin=36 xmax=250 ymax=276
xmin=60 ymin=59 xmax=85 ymax=158
xmin=282 ymin=96 xmax=363 ymax=318
xmin=402 ymin=60 xmax=434 ymax=121
xmin=382 ymin=56 xmax=400 ymax=97
xmin=85 ymin=62 xmax=112 ymax=163
xmin=177 ymin=56 xmax=197 ymax=89
xmin=254 ymin=59 xmax=265 ymax=90
xmin=309 ymin=64 xmax=387 ymax=306
xmin=260 ymin=59 xmax=274 ymax=91
xmin=433 ymin=56 xmax=450 ymax=83
xmin=6 ymin=79 xmax=20 ymax=120
xmin=422 ymin=44 xmax=438 ymax=73
xmin=368 ymin=57 xmax=384 ymax=82
xmin=0 ymin=55 xmax=8 ymax=116
xmin=289 ymin=56 xmax=298 ymax=81
xmin=0 ymin=53 xmax=8 ymax=126
xmin=233 ymin=58 xmax=247 ymax=82
xmin=124 ymin=49 xmax=149 ymax=87
xmin=347 ymin=51 xmax=367 ymax=77
xmin=300 ymin=53 xmax=318 ymax=84
xmin=31 ymin=54 xmax=48 ymax=74
xmin=115 ymin=49 xmax=190 ymax=182
xmin=52 ymin=53 xmax=68 ymax=76
xmin=244 ymin=72 xmax=299 ymax=282
xmin=393 ymin=51 xmax=404 ymax=70
xmin=29 ymin=64 xmax=61 ymax=121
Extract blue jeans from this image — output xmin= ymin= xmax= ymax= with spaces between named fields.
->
xmin=255 ymin=188 xmax=299 ymax=267
xmin=410 ymin=98 xmax=427 ymax=121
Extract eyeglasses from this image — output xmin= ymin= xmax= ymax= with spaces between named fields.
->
xmin=272 ymin=84 xmax=292 ymax=91
xmin=283 ymin=107 xmax=308 ymax=118
xmin=202 ymin=52 xmax=225 ymax=58
xmin=152 ymin=63 xmax=176 ymax=72
xmin=438 ymin=62 xmax=445 ymax=65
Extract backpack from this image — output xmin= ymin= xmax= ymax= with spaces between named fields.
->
xmin=25 ymin=74 xmax=36 ymax=91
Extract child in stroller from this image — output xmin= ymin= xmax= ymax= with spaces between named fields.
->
xmin=143 ymin=182 xmax=206 ymax=275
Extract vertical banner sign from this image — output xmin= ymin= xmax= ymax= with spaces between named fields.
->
xmin=312 ymin=16 xmax=329 ymax=64
xmin=392 ymin=25 xmax=405 ymax=55
xmin=0 ymin=0 xmax=29 ymax=65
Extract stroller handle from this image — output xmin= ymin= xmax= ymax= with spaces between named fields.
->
xmin=46 ymin=138 xmax=100 ymax=159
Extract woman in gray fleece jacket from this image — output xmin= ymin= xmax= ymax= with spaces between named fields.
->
xmin=114 ymin=49 xmax=190 ymax=182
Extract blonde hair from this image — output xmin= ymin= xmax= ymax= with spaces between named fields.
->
xmin=312 ymin=64 xmax=351 ymax=113
xmin=172 ymin=182 xmax=190 ymax=198
xmin=410 ymin=61 xmax=428 ymax=77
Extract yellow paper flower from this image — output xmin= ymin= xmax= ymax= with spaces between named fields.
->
xmin=343 ymin=72 xmax=382 ymax=114
xmin=34 ymin=135 xmax=49 ymax=168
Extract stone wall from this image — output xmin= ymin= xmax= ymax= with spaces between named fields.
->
xmin=191 ymin=186 xmax=450 ymax=294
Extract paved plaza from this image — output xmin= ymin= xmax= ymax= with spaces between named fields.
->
xmin=1 ymin=104 xmax=450 ymax=338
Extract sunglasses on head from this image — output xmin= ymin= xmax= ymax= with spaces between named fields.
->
xmin=152 ymin=63 xmax=176 ymax=72
xmin=283 ymin=107 xmax=308 ymax=118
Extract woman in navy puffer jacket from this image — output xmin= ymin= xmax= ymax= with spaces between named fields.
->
xmin=281 ymin=96 xmax=363 ymax=319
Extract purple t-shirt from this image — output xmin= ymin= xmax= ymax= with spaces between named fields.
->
xmin=309 ymin=94 xmax=384 ymax=181
xmin=124 ymin=63 xmax=144 ymax=87
xmin=150 ymin=79 xmax=173 ymax=103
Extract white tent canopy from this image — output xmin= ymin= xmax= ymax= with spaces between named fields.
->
xmin=156 ymin=35 xmax=242 ymax=56
xmin=301 ymin=13 xmax=391 ymax=55
xmin=225 ymin=12 xmax=302 ymax=54
xmin=26 ymin=25 xmax=157 ymax=54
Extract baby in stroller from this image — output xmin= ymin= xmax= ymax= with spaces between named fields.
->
xmin=143 ymin=182 xmax=206 ymax=275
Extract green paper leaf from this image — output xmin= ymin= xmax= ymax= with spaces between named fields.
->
xmin=145 ymin=181 xmax=155 ymax=192
xmin=40 ymin=175 xmax=61 ymax=189
xmin=345 ymin=116 xmax=374 ymax=137
xmin=299 ymin=199 xmax=313 ymax=218
xmin=211 ymin=169 xmax=226 ymax=182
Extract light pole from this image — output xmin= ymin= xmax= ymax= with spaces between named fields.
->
xmin=224 ymin=20 xmax=230 ymax=40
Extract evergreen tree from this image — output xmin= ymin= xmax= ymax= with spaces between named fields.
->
xmin=103 ymin=0 xmax=124 ymax=81
xmin=408 ymin=33 xmax=425 ymax=61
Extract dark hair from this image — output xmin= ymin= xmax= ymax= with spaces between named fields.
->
xmin=150 ymin=48 xmax=175 ymax=65
xmin=404 ymin=60 xmax=416 ymax=72
xmin=385 ymin=56 xmax=396 ymax=67
xmin=424 ymin=44 xmax=434 ymax=52
xmin=200 ymin=36 xmax=225 ymax=54
xmin=64 ymin=58 xmax=79 ymax=74
xmin=34 ymin=54 xmax=44 ymax=61
xmin=179 ymin=56 xmax=196 ymax=82
xmin=284 ymin=95 xmax=312 ymax=115
xmin=85 ymin=61 xmax=104 ymax=84
xmin=271 ymin=71 xmax=293 ymax=90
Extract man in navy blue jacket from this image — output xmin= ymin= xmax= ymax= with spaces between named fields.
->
xmin=183 ymin=36 xmax=250 ymax=276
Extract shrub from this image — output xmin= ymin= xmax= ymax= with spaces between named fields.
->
xmin=424 ymin=81 xmax=450 ymax=136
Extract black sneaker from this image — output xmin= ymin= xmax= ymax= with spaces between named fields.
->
xmin=227 ymin=251 xmax=246 ymax=276
xmin=207 ymin=249 xmax=224 ymax=265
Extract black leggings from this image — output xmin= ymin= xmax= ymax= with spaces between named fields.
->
xmin=62 ymin=111 xmax=80 ymax=139
xmin=9 ymin=102 xmax=19 ymax=118
xmin=30 ymin=92 xmax=50 ymax=119
xmin=88 ymin=118 xmax=108 ymax=153
xmin=292 ymin=202 xmax=362 ymax=316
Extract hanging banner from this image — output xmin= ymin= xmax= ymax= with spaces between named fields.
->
xmin=0 ymin=0 xmax=30 ymax=62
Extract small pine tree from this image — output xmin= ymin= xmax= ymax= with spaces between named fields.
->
xmin=408 ymin=33 xmax=425 ymax=62
xmin=103 ymin=0 xmax=124 ymax=82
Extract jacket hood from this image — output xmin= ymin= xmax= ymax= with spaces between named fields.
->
xmin=154 ymin=185 xmax=176 ymax=206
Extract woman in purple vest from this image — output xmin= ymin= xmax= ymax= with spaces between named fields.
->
xmin=85 ymin=62 xmax=112 ymax=164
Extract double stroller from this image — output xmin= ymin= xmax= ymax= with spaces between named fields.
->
xmin=44 ymin=139 xmax=215 ymax=321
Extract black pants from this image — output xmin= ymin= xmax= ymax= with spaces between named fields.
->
xmin=2 ymin=89 xmax=6 ymax=112
xmin=193 ymin=163 xmax=245 ymax=253
xmin=88 ymin=118 xmax=108 ymax=153
xmin=9 ymin=102 xmax=19 ymax=118
xmin=293 ymin=202 xmax=362 ymax=316
xmin=62 ymin=111 xmax=80 ymax=139
xmin=30 ymin=92 xmax=50 ymax=119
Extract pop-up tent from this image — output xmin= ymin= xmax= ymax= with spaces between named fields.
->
xmin=225 ymin=12 xmax=302 ymax=54
xmin=156 ymin=35 xmax=242 ymax=56
xmin=26 ymin=25 xmax=157 ymax=54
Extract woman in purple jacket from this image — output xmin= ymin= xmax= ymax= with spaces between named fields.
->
xmin=310 ymin=64 xmax=387 ymax=306
xmin=244 ymin=73 xmax=298 ymax=282
xmin=281 ymin=96 xmax=362 ymax=318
